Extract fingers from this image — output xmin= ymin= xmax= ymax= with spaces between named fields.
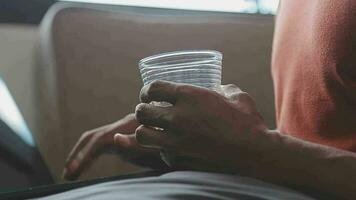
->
xmin=63 ymin=131 xmax=93 ymax=180
xmin=230 ymin=90 xmax=256 ymax=111
xmin=220 ymin=84 xmax=257 ymax=114
xmin=114 ymin=113 xmax=140 ymax=132
xmin=114 ymin=133 xmax=138 ymax=149
xmin=63 ymin=135 xmax=103 ymax=180
xmin=114 ymin=132 xmax=165 ymax=168
xmin=65 ymin=131 xmax=93 ymax=164
xmin=135 ymin=103 xmax=174 ymax=129
xmin=140 ymin=80 xmax=180 ymax=104
xmin=135 ymin=125 xmax=176 ymax=149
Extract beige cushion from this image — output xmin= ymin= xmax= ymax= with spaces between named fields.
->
xmin=35 ymin=2 xmax=275 ymax=182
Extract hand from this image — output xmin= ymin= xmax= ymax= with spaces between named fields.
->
xmin=134 ymin=81 xmax=270 ymax=172
xmin=63 ymin=113 xmax=164 ymax=180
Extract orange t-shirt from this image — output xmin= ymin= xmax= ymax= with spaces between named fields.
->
xmin=271 ymin=0 xmax=356 ymax=151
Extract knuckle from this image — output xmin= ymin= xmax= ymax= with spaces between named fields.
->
xmin=149 ymin=80 xmax=163 ymax=88
xmin=141 ymin=80 xmax=163 ymax=102
xmin=135 ymin=125 xmax=145 ymax=133
xmin=147 ymin=80 xmax=162 ymax=94
xmin=230 ymin=84 xmax=242 ymax=92
xmin=222 ymin=84 xmax=241 ymax=93
xmin=236 ymin=92 xmax=255 ymax=105
xmin=135 ymin=103 xmax=148 ymax=120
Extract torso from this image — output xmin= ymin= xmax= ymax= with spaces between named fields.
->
xmin=272 ymin=0 xmax=356 ymax=150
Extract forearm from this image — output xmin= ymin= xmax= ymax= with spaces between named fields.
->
xmin=133 ymin=81 xmax=356 ymax=198
xmin=252 ymin=130 xmax=356 ymax=200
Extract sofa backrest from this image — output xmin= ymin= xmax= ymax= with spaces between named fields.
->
xmin=35 ymin=2 xmax=275 ymax=181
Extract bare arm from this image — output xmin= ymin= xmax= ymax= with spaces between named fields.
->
xmin=134 ymin=80 xmax=356 ymax=200
xmin=253 ymin=131 xmax=356 ymax=200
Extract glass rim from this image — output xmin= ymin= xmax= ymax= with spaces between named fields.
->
xmin=139 ymin=49 xmax=223 ymax=67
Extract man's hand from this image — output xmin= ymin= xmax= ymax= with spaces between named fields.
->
xmin=134 ymin=80 xmax=269 ymax=172
xmin=134 ymin=80 xmax=356 ymax=200
xmin=63 ymin=113 xmax=163 ymax=180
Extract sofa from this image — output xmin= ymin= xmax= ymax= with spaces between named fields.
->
xmin=34 ymin=2 xmax=275 ymax=182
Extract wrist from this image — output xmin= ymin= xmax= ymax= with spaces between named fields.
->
xmin=210 ymin=128 xmax=279 ymax=175
xmin=241 ymin=129 xmax=288 ymax=179
xmin=249 ymin=129 xmax=319 ymax=187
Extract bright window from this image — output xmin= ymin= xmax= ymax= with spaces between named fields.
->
xmin=61 ymin=0 xmax=280 ymax=14
xmin=0 ymin=79 xmax=35 ymax=146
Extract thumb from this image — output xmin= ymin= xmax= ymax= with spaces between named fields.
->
xmin=114 ymin=133 xmax=138 ymax=149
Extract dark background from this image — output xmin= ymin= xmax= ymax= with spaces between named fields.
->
xmin=0 ymin=0 xmax=56 ymax=24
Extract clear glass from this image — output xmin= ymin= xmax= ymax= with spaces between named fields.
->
xmin=139 ymin=50 xmax=222 ymax=90
xmin=138 ymin=50 xmax=223 ymax=166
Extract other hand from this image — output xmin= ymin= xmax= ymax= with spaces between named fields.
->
xmin=63 ymin=113 xmax=163 ymax=180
